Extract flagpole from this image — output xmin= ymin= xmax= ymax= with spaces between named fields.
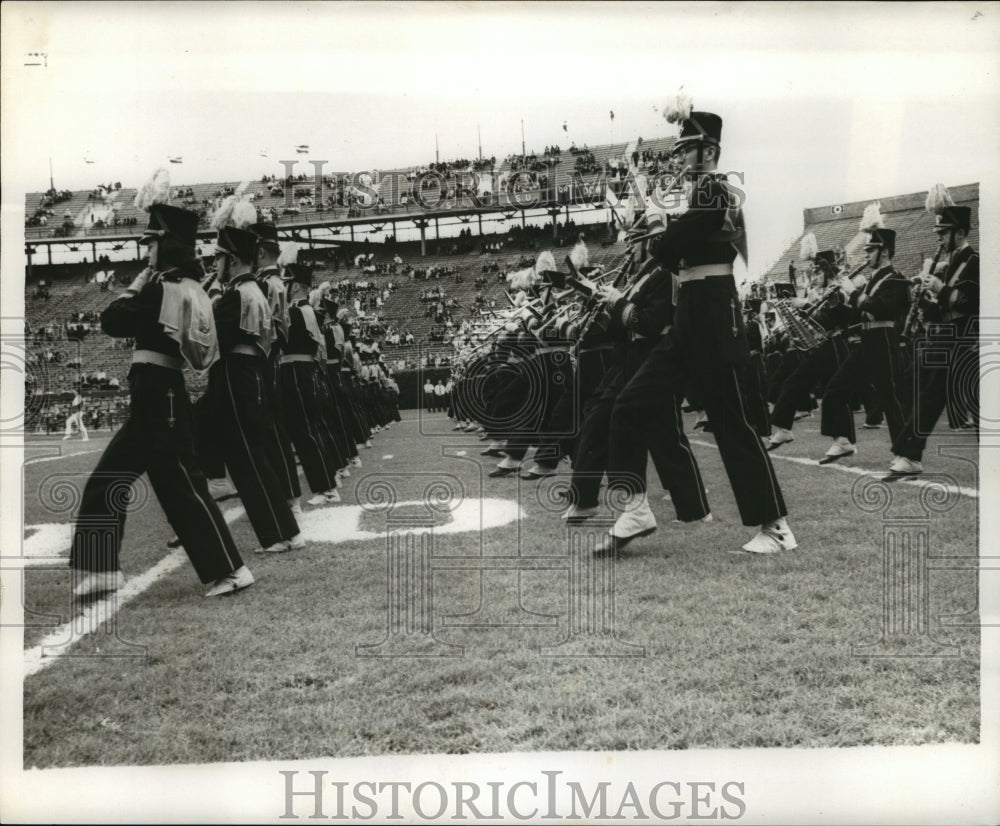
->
xmin=478 ymin=124 xmax=482 ymax=161
xmin=521 ymin=119 xmax=525 ymax=159
xmin=49 ymin=156 xmax=54 ymax=191
xmin=435 ymin=133 xmax=439 ymax=165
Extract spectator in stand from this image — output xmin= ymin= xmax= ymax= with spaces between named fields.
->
xmin=424 ymin=378 xmax=436 ymax=413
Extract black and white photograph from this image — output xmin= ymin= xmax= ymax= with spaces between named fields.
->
xmin=1 ymin=2 xmax=998 ymax=823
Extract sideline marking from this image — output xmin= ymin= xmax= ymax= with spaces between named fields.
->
xmin=689 ymin=439 xmax=979 ymax=499
xmin=22 ymin=506 xmax=245 ymax=676
xmin=25 ymin=448 xmax=103 ymax=465
xmin=22 ymin=495 xmax=524 ymax=674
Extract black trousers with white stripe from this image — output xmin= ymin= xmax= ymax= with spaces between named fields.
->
xmin=70 ymin=363 xmax=243 ymax=583
xmin=262 ymin=353 xmax=301 ymax=501
xmin=608 ymin=279 xmax=787 ymax=527
xmin=892 ymin=315 xmax=978 ymax=460
xmin=741 ymin=352 xmax=771 ymax=438
xmin=771 ymin=336 xmax=849 ymax=432
xmin=280 ymin=361 xmax=338 ymax=494
xmin=323 ymin=367 xmax=359 ymax=462
xmin=822 ymin=329 xmax=906 ymax=445
xmin=574 ymin=340 xmax=709 ymax=521
xmin=208 ymin=355 xmax=300 ymax=547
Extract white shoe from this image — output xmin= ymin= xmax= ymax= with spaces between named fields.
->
xmin=256 ymin=540 xmax=290 ymax=554
xmin=889 ymin=456 xmax=923 ymax=475
xmin=307 ymin=493 xmax=329 ymax=506
xmin=562 ymin=504 xmax=598 ymax=522
xmin=738 ymin=518 xmax=797 ymax=554
xmin=364 ymin=440 xmax=372 ymax=449
xmin=82 ymin=436 xmax=89 ymax=442
xmin=339 ymin=467 xmax=351 ymax=478
xmin=768 ymin=427 xmax=794 ymax=451
xmin=351 ymin=457 xmax=362 ymax=468
xmin=205 ymin=565 xmax=255 ymax=597
xmin=208 ymin=477 xmax=237 ymax=499
xmin=324 ymin=488 xmax=341 ymax=503
xmin=819 ymin=437 xmax=856 ymax=465
xmin=288 ymin=497 xmax=303 ymax=515
xmin=62 ymin=435 xmax=72 ymax=441
xmin=73 ymin=570 xmax=125 ymax=598
xmin=610 ymin=493 xmax=657 ymax=540
xmin=287 ymin=533 xmax=306 ymax=549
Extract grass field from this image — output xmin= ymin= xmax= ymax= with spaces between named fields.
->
xmin=18 ymin=411 xmax=980 ymax=768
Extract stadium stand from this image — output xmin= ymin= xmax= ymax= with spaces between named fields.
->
xmin=761 ymin=183 xmax=979 ymax=289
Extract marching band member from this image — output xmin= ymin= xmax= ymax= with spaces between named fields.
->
xmin=819 ymin=204 xmax=909 ymax=463
xmin=604 ymin=97 xmax=793 ymax=555
xmin=279 ymin=259 xmax=342 ymax=505
xmin=565 ymin=215 xmax=710 ymax=526
xmin=889 ymin=192 xmax=978 ymax=474
xmin=741 ymin=297 xmax=770 ymax=440
xmin=70 ymin=188 xmax=253 ymax=599
xmin=208 ymin=201 xmax=304 ymax=553
xmin=316 ymin=293 xmax=364 ymax=472
xmin=768 ymin=243 xmax=857 ymax=451
xmin=250 ymin=224 xmax=303 ymax=513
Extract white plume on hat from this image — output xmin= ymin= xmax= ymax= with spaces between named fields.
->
xmin=662 ymin=88 xmax=693 ymax=124
xmin=535 ymin=251 xmax=556 ymax=275
xmin=133 ymin=168 xmax=170 ymax=211
xmin=231 ymin=199 xmax=258 ymax=229
xmin=310 ymin=280 xmax=334 ymax=307
xmin=507 ymin=267 xmax=540 ymax=291
xmin=277 ymin=241 xmax=301 ymax=267
xmin=925 ymin=183 xmax=955 ymax=215
xmin=211 ymin=182 xmax=257 ymax=230
xmin=799 ymin=233 xmax=818 ymax=261
xmin=570 ymin=239 xmax=589 ymax=269
xmin=860 ymin=202 xmax=885 ymax=232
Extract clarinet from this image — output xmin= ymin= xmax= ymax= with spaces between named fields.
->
xmin=901 ymin=242 xmax=946 ymax=344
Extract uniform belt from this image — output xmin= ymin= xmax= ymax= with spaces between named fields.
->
xmin=132 ymin=350 xmax=184 ymax=371
xmin=340 ymin=366 xmax=353 ymax=372
xmin=749 ymin=348 xmax=761 ymax=357
xmin=326 ymin=358 xmax=342 ymax=365
xmin=677 ymin=264 xmax=734 ymax=283
xmin=848 ymin=320 xmax=894 ymax=333
xmin=280 ymin=354 xmax=315 ymax=364
xmin=228 ymin=344 xmax=261 ymax=357
xmin=847 ymin=335 xmax=862 ymax=345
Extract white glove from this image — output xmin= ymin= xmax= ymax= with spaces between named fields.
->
xmin=922 ymin=274 xmax=944 ymax=295
xmin=125 ymin=268 xmax=151 ymax=294
xmin=596 ymin=285 xmax=624 ymax=305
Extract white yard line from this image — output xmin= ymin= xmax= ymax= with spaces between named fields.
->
xmin=23 ymin=505 xmax=246 ymax=677
xmin=25 ymin=448 xmax=104 ymax=464
xmin=688 ymin=439 xmax=979 ymax=499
